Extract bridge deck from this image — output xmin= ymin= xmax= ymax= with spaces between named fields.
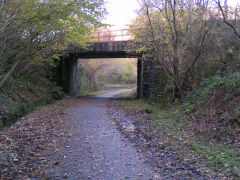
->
xmin=68 ymin=40 xmax=138 ymax=58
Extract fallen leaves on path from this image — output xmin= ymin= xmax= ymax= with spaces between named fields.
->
xmin=0 ymin=101 xmax=71 ymax=179
xmin=107 ymin=100 xmax=219 ymax=179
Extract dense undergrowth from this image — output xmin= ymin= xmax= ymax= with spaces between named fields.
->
xmin=0 ymin=0 xmax=105 ymax=130
xmin=0 ymin=75 xmax=63 ymax=129
xmin=117 ymin=72 xmax=240 ymax=178
xmin=182 ymin=72 xmax=240 ymax=144
xmin=172 ymin=72 xmax=240 ymax=177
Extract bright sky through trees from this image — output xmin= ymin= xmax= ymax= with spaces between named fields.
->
xmin=103 ymin=0 xmax=139 ymax=29
xmin=103 ymin=0 xmax=239 ymax=29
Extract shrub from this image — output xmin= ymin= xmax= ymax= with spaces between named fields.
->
xmin=145 ymin=108 xmax=154 ymax=113
xmin=203 ymin=72 xmax=240 ymax=93
xmin=183 ymin=72 xmax=240 ymax=112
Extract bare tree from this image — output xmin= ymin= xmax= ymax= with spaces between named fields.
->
xmin=215 ymin=0 xmax=240 ymax=39
xmin=134 ymin=0 xmax=212 ymax=101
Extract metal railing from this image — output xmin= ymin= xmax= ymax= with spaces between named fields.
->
xmin=88 ymin=29 xmax=133 ymax=42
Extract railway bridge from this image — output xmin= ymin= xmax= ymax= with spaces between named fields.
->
xmin=57 ymin=29 xmax=167 ymax=98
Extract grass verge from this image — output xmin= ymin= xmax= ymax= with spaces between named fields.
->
xmin=0 ymin=99 xmax=53 ymax=130
xmin=0 ymin=76 xmax=64 ymax=130
xmin=114 ymin=88 xmax=137 ymax=99
xmin=117 ymin=99 xmax=240 ymax=178
xmin=77 ymin=90 xmax=109 ymax=97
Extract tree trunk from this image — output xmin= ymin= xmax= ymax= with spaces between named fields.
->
xmin=173 ymin=59 xmax=184 ymax=102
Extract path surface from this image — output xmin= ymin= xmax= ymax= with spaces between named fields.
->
xmin=0 ymin=89 xmax=219 ymax=179
xmin=44 ymin=90 xmax=158 ymax=179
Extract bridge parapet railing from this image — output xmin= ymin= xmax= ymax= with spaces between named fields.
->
xmin=88 ymin=29 xmax=133 ymax=43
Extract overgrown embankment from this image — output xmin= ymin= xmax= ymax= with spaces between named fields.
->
xmin=0 ymin=74 xmax=63 ymax=129
xmin=0 ymin=0 xmax=105 ymax=129
xmin=182 ymin=72 xmax=240 ymax=146
xmin=114 ymin=74 xmax=240 ymax=178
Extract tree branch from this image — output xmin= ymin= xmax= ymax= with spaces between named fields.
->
xmin=215 ymin=0 xmax=240 ymax=39
xmin=182 ymin=27 xmax=209 ymax=86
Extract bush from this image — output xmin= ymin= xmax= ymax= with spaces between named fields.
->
xmin=183 ymin=72 xmax=240 ymax=112
xmin=0 ymin=99 xmax=51 ymax=129
xmin=203 ymin=72 xmax=240 ymax=93
xmin=145 ymin=108 xmax=154 ymax=113
xmin=0 ymin=74 xmax=64 ymax=129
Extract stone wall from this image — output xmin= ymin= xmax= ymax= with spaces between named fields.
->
xmin=70 ymin=59 xmax=82 ymax=96
xmin=57 ymin=53 xmax=168 ymax=99
xmin=142 ymin=57 xmax=167 ymax=98
xmin=137 ymin=58 xmax=143 ymax=98
xmin=56 ymin=54 xmax=75 ymax=93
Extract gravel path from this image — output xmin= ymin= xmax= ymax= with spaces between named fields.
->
xmin=0 ymin=89 xmax=218 ymax=179
xmin=44 ymin=90 xmax=158 ymax=179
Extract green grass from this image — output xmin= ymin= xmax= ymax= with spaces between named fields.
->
xmin=117 ymin=99 xmax=240 ymax=178
xmin=0 ymin=120 xmax=3 ymax=128
xmin=153 ymin=109 xmax=187 ymax=132
xmin=118 ymin=99 xmax=152 ymax=109
xmin=0 ymin=98 xmax=52 ymax=130
xmin=77 ymin=90 xmax=108 ymax=97
xmin=105 ymin=83 xmax=136 ymax=90
xmin=114 ymin=88 xmax=137 ymax=99
xmin=154 ymin=110 xmax=240 ymax=177
xmin=189 ymin=139 xmax=240 ymax=177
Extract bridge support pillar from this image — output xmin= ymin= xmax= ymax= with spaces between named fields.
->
xmin=56 ymin=54 xmax=75 ymax=94
xmin=142 ymin=57 xmax=167 ymax=99
xmin=137 ymin=58 xmax=143 ymax=99
xmin=56 ymin=54 xmax=83 ymax=96
xmin=70 ymin=58 xmax=82 ymax=96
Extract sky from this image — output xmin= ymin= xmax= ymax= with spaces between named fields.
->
xmin=102 ymin=0 xmax=140 ymax=30
xmin=103 ymin=0 xmax=239 ymax=30
xmin=228 ymin=0 xmax=239 ymax=6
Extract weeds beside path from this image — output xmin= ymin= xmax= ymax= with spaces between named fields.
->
xmin=1 ymin=92 xmax=239 ymax=179
xmin=108 ymin=99 xmax=240 ymax=179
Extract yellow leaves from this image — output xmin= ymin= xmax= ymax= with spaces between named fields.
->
xmin=227 ymin=48 xmax=233 ymax=54
xmin=30 ymin=56 xmax=44 ymax=66
xmin=237 ymin=118 xmax=240 ymax=124
xmin=136 ymin=47 xmax=147 ymax=53
xmin=52 ymin=54 xmax=60 ymax=61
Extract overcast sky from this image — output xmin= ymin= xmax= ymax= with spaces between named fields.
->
xmin=103 ymin=0 xmax=239 ymax=30
xmin=229 ymin=0 xmax=239 ymax=6
xmin=102 ymin=0 xmax=140 ymax=29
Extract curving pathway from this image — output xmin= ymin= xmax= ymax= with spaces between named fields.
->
xmin=45 ymin=90 xmax=158 ymax=179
